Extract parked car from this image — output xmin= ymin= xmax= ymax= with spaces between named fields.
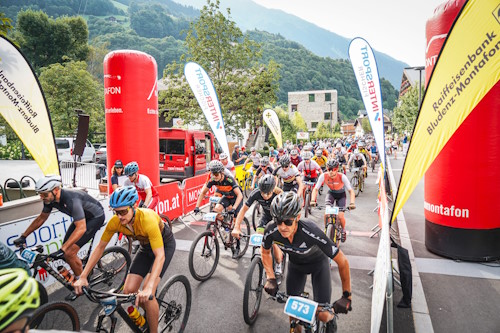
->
xmin=56 ymin=137 xmax=96 ymax=163
xmin=96 ymin=144 xmax=107 ymax=165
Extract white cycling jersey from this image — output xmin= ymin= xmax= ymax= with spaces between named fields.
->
xmin=273 ymin=165 xmax=300 ymax=183
xmin=246 ymin=153 xmax=262 ymax=167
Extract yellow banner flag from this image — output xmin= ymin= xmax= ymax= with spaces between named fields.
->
xmin=0 ymin=37 xmax=59 ymax=175
xmin=392 ymin=0 xmax=500 ymax=221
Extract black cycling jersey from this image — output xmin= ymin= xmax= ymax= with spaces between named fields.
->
xmin=245 ymin=188 xmax=280 ymax=219
xmin=205 ymin=173 xmax=240 ymax=198
xmin=255 ymin=166 xmax=274 ymax=177
xmin=262 ymin=219 xmax=339 ymax=265
xmin=42 ymin=189 xmax=104 ymax=221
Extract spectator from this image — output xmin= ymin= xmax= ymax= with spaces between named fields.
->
xmin=111 ymin=160 xmax=126 ymax=191
xmin=232 ymin=145 xmax=246 ymax=165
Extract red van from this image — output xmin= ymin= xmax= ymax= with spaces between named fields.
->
xmin=159 ymin=128 xmax=222 ymax=180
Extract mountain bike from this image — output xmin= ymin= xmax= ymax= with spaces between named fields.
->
xmin=188 ymin=196 xmax=250 ymax=281
xmin=349 ymin=167 xmax=364 ymax=197
xmin=82 ymin=274 xmax=191 ymax=333
xmin=303 ymin=181 xmax=316 ymax=217
xmin=318 ymin=205 xmax=351 ymax=247
xmin=19 ymin=236 xmax=131 ymax=300
xmin=240 ymin=169 xmax=254 ymax=198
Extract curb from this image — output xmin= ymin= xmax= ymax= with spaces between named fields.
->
xmin=387 ymin=158 xmax=434 ymax=333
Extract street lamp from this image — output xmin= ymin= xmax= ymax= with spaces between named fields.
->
xmin=404 ymin=66 xmax=425 ymax=108
xmin=328 ymin=102 xmax=335 ymax=132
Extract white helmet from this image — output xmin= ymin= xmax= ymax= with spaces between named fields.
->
xmin=35 ymin=175 xmax=62 ymax=193
xmin=219 ymin=153 xmax=228 ymax=160
xmin=336 ymin=143 xmax=342 ymax=148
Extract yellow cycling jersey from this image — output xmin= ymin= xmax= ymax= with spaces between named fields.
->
xmin=312 ymin=155 xmax=328 ymax=167
xmin=101 ymin=208 xmax=165 ymax=250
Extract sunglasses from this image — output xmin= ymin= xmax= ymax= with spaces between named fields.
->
xmin=211 ymin=172 xmax=221 ymax=177
xmin=328 ymin=167 xmax=338 ymax=172
xmin=113 ymin=207 xmax=130 ymax=216
xmin=115 ymin=166 xmax=123 ymax=169
xmin=38 ymin=192 xmax=51 ymax=198
xmin=127 ymin=173 xmax=136 ymax=178
xmin=275 ymin=217 xmax=295 ymax=226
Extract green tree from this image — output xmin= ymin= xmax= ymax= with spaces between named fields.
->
xmin=160 ymin=0 xmax=280 ymax=139
xmin=0 ymin=12 xmax=13 ymax=37
xmin=14 ymin=10 xmax=90 ymax=71
xmin=392 ymin=85 xmax=421 ymax=134
xmin=291 ymin=112 xmax=307 ymax=131
xmin=361 ymin=117 xmax=372 ymax=133
xmin=38 ymin=61 xmax=104 ymax=139
xmin=86 ymin=41 xmax=110 ymax=81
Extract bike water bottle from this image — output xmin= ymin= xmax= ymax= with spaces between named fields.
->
xmin=57 ymin=265 xmax=74 ymax=284
xmin=127 ymin=306 xmax=146 ymax=328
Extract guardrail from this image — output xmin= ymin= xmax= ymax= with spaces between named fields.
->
xmin=1 ymin=176 xmax=37 ymax=202
xmin=60 ymin=161 xmax=105 ymax=190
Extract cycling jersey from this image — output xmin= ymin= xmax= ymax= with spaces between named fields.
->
xmin=315 ymin=172 xmax=352 ymax=194
xmin=348 ymin=153 xmax=367 ymax=168
xmin=245 ymin=187 xmax=281 ymax=227
xmin=273 ymin=165 xmax=300 ymax=184
xmin=124 ymin=174 xmax=159 ymax=208
xmin=262 ymin=219 xmax=339 ymax=265
xmin=222 ymin=160 xmax=236 ymax=176
xmin=290 ymin=155 xmax=302 ymax=167
xmin=255 ymin=166 xmax=274 ymax=177
xmin=246 ymin=153 xmax=262 ymax=167
xmin=297 ymin=160 xmax=321 ymax=179
xmin=42 ymin=188 xmax=104 ymax=221
xmin=205 ymin=172 xmax=240 ymax=198
xmin=101 ymin=208 xmax=171 ymax=250
xmin=312 ymin=155 xmax=327 ymax=168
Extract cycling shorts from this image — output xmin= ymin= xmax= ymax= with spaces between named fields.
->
xmin=63 ymin=215 xmax=105 ymax=248
xmin=354 ymin=160 xmax=364 ymax=168
xmin=130 ymin=225 xmax=176 ymax=278
xmin=325 ymin=191 xmax=346 ymax=209
xmin=283 ymin=182 xmax=299 ymax=193
xmin=303 ymin=176 xmax=318 ymax=183
xmin=258 ymin=213 xmax=273 ymax=229
xmin=220 ymin=196 xmax=243 ymax=215
xmin=286 ymin=257 xmax=331 ymax=304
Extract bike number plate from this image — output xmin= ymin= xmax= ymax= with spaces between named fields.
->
xmin=209 ymin=196 xmax=221 ymax=204
xmin=203 ymin=213 xmax=218 ymax=222
xmin=100 ymin=296 xmax=117 ymax=315
xmin=249 ymin=234 xmax=263 ymax=247
xmin=284 ymin=296 xmax=318 ymax=324
xmin=304 ymin=181 xmax=316 ymax=187
xmin=325 ymin=206 xmax=339 ymax=215
xmin=21 ymin=249 xmax=37 ymax=265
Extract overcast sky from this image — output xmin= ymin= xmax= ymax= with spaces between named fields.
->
xmin=252 ymin=0 xmax=446 ymax=66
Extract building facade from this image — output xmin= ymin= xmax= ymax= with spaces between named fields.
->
xmin=288 ymin=90 xmax=338 ymax=132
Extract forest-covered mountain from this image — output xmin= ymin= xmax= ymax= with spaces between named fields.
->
xmin=0 ymin=0 xmax=400 ymax=120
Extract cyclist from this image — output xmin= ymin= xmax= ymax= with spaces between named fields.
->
xmin=194 ymin=160 xmax=244 ymax=259
xmin=124 ymin=161 xmax=159 ymax=210
xmin=348 ymin=149 xmax=367 ymax=178
xmin=368 ymin=141 xmax=379 ymax=166
xmin=334 ymin=143 xmax=348 ymax=173
xmin=74 ymin=186 xmax=175 ymax=333
xmin=0 ymin=268 xmax=41 ymax=333
xmin=243 ymin=147 xmax=262 ymax=172
xmin=312 ymin=149 xmax=328 ymax=171
xmin=297 ymin=151 xmax=322 ymax=183
xmin=262 ymin=192 xmax=352 ymax=327
xmin=111 ymin=159 xmax=126 ymax=191
xmin=276 ymin=147 xmax=286 ymax=161
xmin=311 ymin=160 xmax=356 ymax=241
xmin=251 ymin=156 xmax=274 ymax=189
xmin=289 ymin=149 xmax=302 ymax=167
xmin=273 ymin=155 xmax=304 ymax=195
xmin=219 ymin=153 xmax=236 ymax=177
xmin=13 ymin=175 xmax=105 ymax=279
xmin=232 ymin=175 xmax=284 ymax=281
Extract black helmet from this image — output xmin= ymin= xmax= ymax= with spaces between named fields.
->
xmin=326 ymin=159 xmax=339 ymax=169
xmin=270 ymin=192 xmax=302 ymax=220
xmin=208 ymin=160 xmax=225 ymax=173
xmin=258 ymin=174 xmax=276 ymax=194
xmin=279 ymin=155 xmax=291 ymax=167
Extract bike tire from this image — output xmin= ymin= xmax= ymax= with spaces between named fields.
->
xmin=351 ymin=176 xmax=360 ymax=197
xmin=326 ymin=223 xmax=339 ymax=248
xmin=157 ymin=274 xmax=192 ymax=333
xmin=244 ymin=176 xmax=252 ymax=198
xmin=90 ymin=246 xmax=131 ymax=292
xmin=251 ymin=202 xmax=262 ymax=232
xmin=243 ymin=256 xmax=264 ymax=325
xmin=28 ymin=301 xmax=80 ymax=331
xmin=114 ymin=233 xmax=133 ymax=256
xmin=304 ymin=191 xmax=311 ymax=218
xmin=188 ymin=231 xmax=219 ymax=281
xmin=234 ymin=217 xmax=251 ymax=259
xmin=160 ymin=213 xmax=173 ymax=229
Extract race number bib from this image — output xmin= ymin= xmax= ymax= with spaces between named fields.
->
xmin=284 ymin=296 xmax=318 ymax=324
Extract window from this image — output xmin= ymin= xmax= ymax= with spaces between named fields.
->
xmin=311 ymin=122 xmax=318 ymax=129
xmin=308 ymin=94 xmax=315 ymax=102
xmin=325 ymin=93 xmax=331 ymax=101
xmin=56 ymin=139 xmax=70 ymax=149
xmin=194 ymin=139 xmax=206 ymax=155
xmin=324 ymin=113 xmax=331 ymax=120
xmin=291 ymin=104 xmax=298 ymax=112
xmin=159 ymin=139 xmax=185 ymax=155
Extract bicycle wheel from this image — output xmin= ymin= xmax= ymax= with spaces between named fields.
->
xmin=157 ymin=274 xmax=192 ymax=333
xmin=351 ymin=175 xmax=360 ymax=197
xmin=188 ymin=231 xmax=219 ymax=281
xmin=326 ymin=223 xmax=339 ymax=248
xmin=28 ymin=301 xmax=80 ymax=331
xmin=115 ymin=233 xmax=133 ymax=256
xmin=90 ymin=246 xmax=131 ymax=292
xmin=160 ymin=213 xmax=172 ymax=229
xmin=252 ymin=202 xmax=262 ymax=231
xmin=304 ymin=190 xmax=311 ymax=217
xmin=234 ymin=217 xmax=251 ymax=259
xmin=243 ymin=256 xmax=264 ymax=325
xmin=244 ymin=175 xmax=253 ymax=198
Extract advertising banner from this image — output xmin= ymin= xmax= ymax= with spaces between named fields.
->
xmin=348 ymin=37 xmax=386 ymax=170
xmin=184 ymin=62 xmax=230 ymax=157
xmin=392 ymin=0 xmax=500 ymax=221
xmin=182 ymin=173 xmax=215 ymax=214
xmin=154 ymin=182 xmax=183 ymax=220
xmin=296 ymin=132 xmax=310 ymax=140
xmin=263 ymin=108 xmax=282 ymax=148
xmin=0 ymin=36 xmax=59 ymax=175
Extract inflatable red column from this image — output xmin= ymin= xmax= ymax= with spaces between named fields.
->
xmin=424 ymin=0 xmax=500 ymax=261
xmin=104 ymin=51 xmax=159 ymax=191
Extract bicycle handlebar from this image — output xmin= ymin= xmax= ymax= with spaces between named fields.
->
xmin=82 ymin=287 xmax=154 ymax=304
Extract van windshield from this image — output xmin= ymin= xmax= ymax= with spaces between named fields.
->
xmin=160 ymin=139 xmax=185 ymax=155
xmin=56 ymin=139 xmax=70 ymax=149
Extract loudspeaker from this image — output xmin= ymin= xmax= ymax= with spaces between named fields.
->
xmin=73 ymin=114 xmax=89 ymax=156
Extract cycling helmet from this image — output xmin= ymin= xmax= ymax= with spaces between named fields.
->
xmin=208 ymin=160 xmax=225 ymax=174
xmin=250 ymin=147 xmax=256 ymax=152
xmin=270 ymin=192 xmax=302 ymax=220
xmin=290 ymin=149 xmax=298 ymax=156
xmin=315 ymin=150 xmax=322 ymax=157
xmin=258 ymin=174 xmax=276 ymax=194
xmin=278 ymin=147 xmax=284 ymax=153
xmin=326 ymin=159 xmax=339 ymax=169
xmin=124 ymin=161 xmax=139 ymax=176
xmin=279 ymin=155 xmax=291 ymax=167
xmin=269 ymin=146 xmax=274 ymax=151
xmin=35 ymin=175 xmax=62 ymax=193
xmin=358 ymin=141 xmax=365 ymax=148
xmin=109 ymin=185 xmax=139 ymax=208
xmin=301 ymin=151 xmax=312 ymax=160
xmin=0 ymin=268 xmax=40 ymax=331
xmin=336 ymin=143 xmax=342 ymax=148
xmin=260 ymin=156 xmax=270 ymax=167
xmin=219 ymin=153 xmax=228 ymax=160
